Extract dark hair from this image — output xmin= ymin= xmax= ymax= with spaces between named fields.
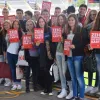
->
xmin=36 ymin=16 xmax=49 ymax=33
xmin=92 ymin=11 xmax=100 ymax=31
xmin=25 ymin=11 xmax=33 ymax=18
xmin=55 ymin=7 xmax=61 ymax=10
xmin=79 ymin=4 xmax=87 ymax=10
xmin=41 ymin=9 xmax=49 ymax=15
xmin=16 ymin=9 xmax=23 ymax=14
xmin=67 ymin=6 xmax=75 ymax=14
xmin=12 ymin=19 xmax=22 ymax=39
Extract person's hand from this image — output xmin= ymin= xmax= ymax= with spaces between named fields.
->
xmin=36 ymin=42 xmax=40 ymax=46
xmin=88 ymin=44 xmax=93 ymax=50
xmin=69 ymin=45 xmax=75 ymax=49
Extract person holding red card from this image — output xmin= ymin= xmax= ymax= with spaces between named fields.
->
xmin=24 ymin=19 xmax=39 ymax=93
xmin=36 ymin=16 xmax=56 ymax=96
xmin=56 ymin=14 xmax=68 ymax=98
xmin=66 ymin=14 xmax=85 ymax=100
xmin=7 ymin=20 xmax=23 ymax=90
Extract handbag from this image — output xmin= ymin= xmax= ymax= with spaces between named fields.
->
xmin=83 ymin=51 xmax=97 ymax=72
xmin=16 ymin=66 xmax=23 ymax=79
xmin=0 ymin=62 xmax=12 ymax=79
xmin=16 ymin=50 xmax=28 ymax=66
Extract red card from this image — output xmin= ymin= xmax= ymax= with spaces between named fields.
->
xmin=22 ymin=34 xmax=32 ymax=49
xmin=52 ymin=26 xmax=62 ymax=42
xmin=34 ymin=28 xmax=44 ymax=43
xmin=42 ymin=1 xmax=51 ymax=13
xmin=0 ymin=16 xmax=4 ymax=27
xmin=8 ymin=15 xmax=16 ymax=23
xmin=8 ymin=29 xmax=19 ymax=43
xmin=51 ymin=16 xmax=57 ymax=26
xmin=90 ymin=31 xmax=100 ymax=48
xmin=64 ymin=40 xmax=72 ymax=56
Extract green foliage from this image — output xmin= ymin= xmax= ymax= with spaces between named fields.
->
xmin=75 ymin=0 xmax=85 ymax=7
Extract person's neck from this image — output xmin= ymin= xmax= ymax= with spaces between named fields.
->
xmin=70 ymin=26 xmax=74 ymax=31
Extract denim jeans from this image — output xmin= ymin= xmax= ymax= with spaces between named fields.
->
xmin=95 ymin=54 xmax=100 ymax=89
xmin=56 ymin=52 xmax=67 ymax=89
xmin=67 ymin=56 xmax=85 ymax=98
xmin=7 ymin=52 xmax=21 ymax=83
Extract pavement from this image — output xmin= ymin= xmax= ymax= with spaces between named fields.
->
xmin=0 ymin=81 xmax=98 ymax=100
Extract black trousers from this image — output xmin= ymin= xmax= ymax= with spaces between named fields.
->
xmin=25 ymin=56 xmax=39 ymax=89
xmin=39 ymin=60 xmax=53 ymax=93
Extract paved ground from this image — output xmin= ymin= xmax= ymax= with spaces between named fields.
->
xmin=0 ymin=81 xmax=98 ymax=100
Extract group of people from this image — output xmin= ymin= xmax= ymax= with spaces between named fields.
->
xmin=0 ymin=3 xmax=100 ymax=100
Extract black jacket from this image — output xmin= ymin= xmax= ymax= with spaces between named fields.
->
xmin=0 ymin=32 xmax=7 ymax=55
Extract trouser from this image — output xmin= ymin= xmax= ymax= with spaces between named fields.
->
xmin=7 ymin=52 xmax=21 ymax=84
xmin=25 ymin=56 xmax=39 ymax=89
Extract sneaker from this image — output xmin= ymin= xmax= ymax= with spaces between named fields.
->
xmin=85 ymin=86 xmax=93 ymax=93
xmin=17 ymin=84 xmax=22 ymax=90
xmin=0 ymin=78 xmax=4 ymax=84
xmin=57 ymin=89 xmax=67 ymax=98
xmin=40 ymin=91 xmax=48 ymax=95
xmin=4 ymin=82 xmax=11 ymax=87
xmin=66 ymin=90 xmax=73 ymax=99
xmin=48 ymin=92 xmax=53 ymax=96
xmin=90 ymin=87 xmax=98 ymax=94
xmin=11 ymin=85 xmax=17 ymax=90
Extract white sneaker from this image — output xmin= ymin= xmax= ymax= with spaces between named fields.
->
xmin=85 ymin=86 xmax=93 ymax=93
xmin=57 ymin=89 xmax=67 ymax=98
xmin=66 ymin=90 xmax=73 ymax=99
xmin=17 ymin=84 xmax=22 ymax=90
xmin=48 ymin=92 xmax=53 ymax=96
xmin=11 ymin=85 xmax=17 ymax=90
xmin=40 ymin=91 xmax=47 ymax=95
xmin=4 ymin=82 xmax=11 ymax=87
xmin=90 ymin=87 xmax=98 ymax=94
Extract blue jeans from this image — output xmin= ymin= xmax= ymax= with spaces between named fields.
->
xmin=56 ymin=52 xmax=67 ymax=89
xmin=95 ymin=54 xmax=100 ymax=89
xmin=67 ymin=56 xmax=85 ymax=98
xmin=7 ymin=52 xmax=21 ymax=83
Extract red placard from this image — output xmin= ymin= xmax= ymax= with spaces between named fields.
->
xmin=0 ymin=16 xmax=4 ymax=27
xmin=52 ymin=26 xmax=62 ymax=42
xmin=64 ymin=40 xmax=72 ymax=56
xmin=8 ymin=29 xmax=19 ymax=43
xmin=22 ymin=34 xmax=32 ymax=49
xmin=51 ymin=16 xmax=57 ymax=26
xmin=88 ymin=0 xmax=94 ymax=3
xmin=90 ymin=31 xmax=100 ymax=49
xmin=42 ymin=1 xmax=51 ymax=13
xmin=34 ymin=28 xmax=44 ymax=43
xmin=8 ymin=15 xmax=16 ymax=23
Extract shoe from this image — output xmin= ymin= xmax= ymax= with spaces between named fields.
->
xmin=48 ymin=92 xmax=53 ymax=96
xmin=11 ymin=85 xmax=17 ymax=90
xmin=90 ymin=87 xmax=98 ymax=94
xmin=0 ymin=78 xmax=5 ymax=84
xmin=4 ymin=82 xmax=11 ymax=87
xmin=26 ymin=88 xmax=30 ymax=93
xmin=40 ymin=90 xmax=48 ymax=95
xmin=17 ymin=84 xmax=22 ymax=90
xmin=57 ymin=89 xmax=67 ymax=98
xmin=85 ymin=86 xmax=93 ymax=93
xmin=66 ymin=90 xmax=73 ymax=99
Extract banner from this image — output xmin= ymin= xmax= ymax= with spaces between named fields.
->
xmin=88 ymin=0 xmax=99 ymax=3
xmin=42 ymin=1 xmax=51 ymax=13
xmin=64 ymin=39 xmax=72 ymax=56
xmin=34 ymin=28 xmax=44 ymax=43
xmin=8 ymin=29 xmax=19 ymax=43
xmin=22 ymin=34 xmax=32 ymax=49
xmin=51 ymin=16 xmax=57 ymax=26
xmin=0 ymin=16 xmax=4 ymax=26
xmin=8 ymin=15 xmax=16 ymax=23
xmin=90 ymin=31 xmax=100 ymax=48
xmin=52 ymin=26 xmax=62 ymax=42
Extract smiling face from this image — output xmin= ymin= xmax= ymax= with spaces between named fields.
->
xmin=16 ymin=11 xmax=23 ymax=20
xmin=38 ymin=18 xmax=45 ymax=28
xmin=68 ymin=16 xmax=76 ymax=28
xmin=2 ymin=8 xmax=9 ymax=18
xmin=79 ymin=7 xmax=87 ymax=17
xmin=13 ymin=21 xmax=19 ymax=29
xmin=4 ymin=22 xmax=11 ymax=31
xmin=58 ymin=16 xmax=64 ymax=26
xmin=90 ymin=11 xmax=97 ymax=21
xmin=26 ymin=20 xmax=34 ymax=31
